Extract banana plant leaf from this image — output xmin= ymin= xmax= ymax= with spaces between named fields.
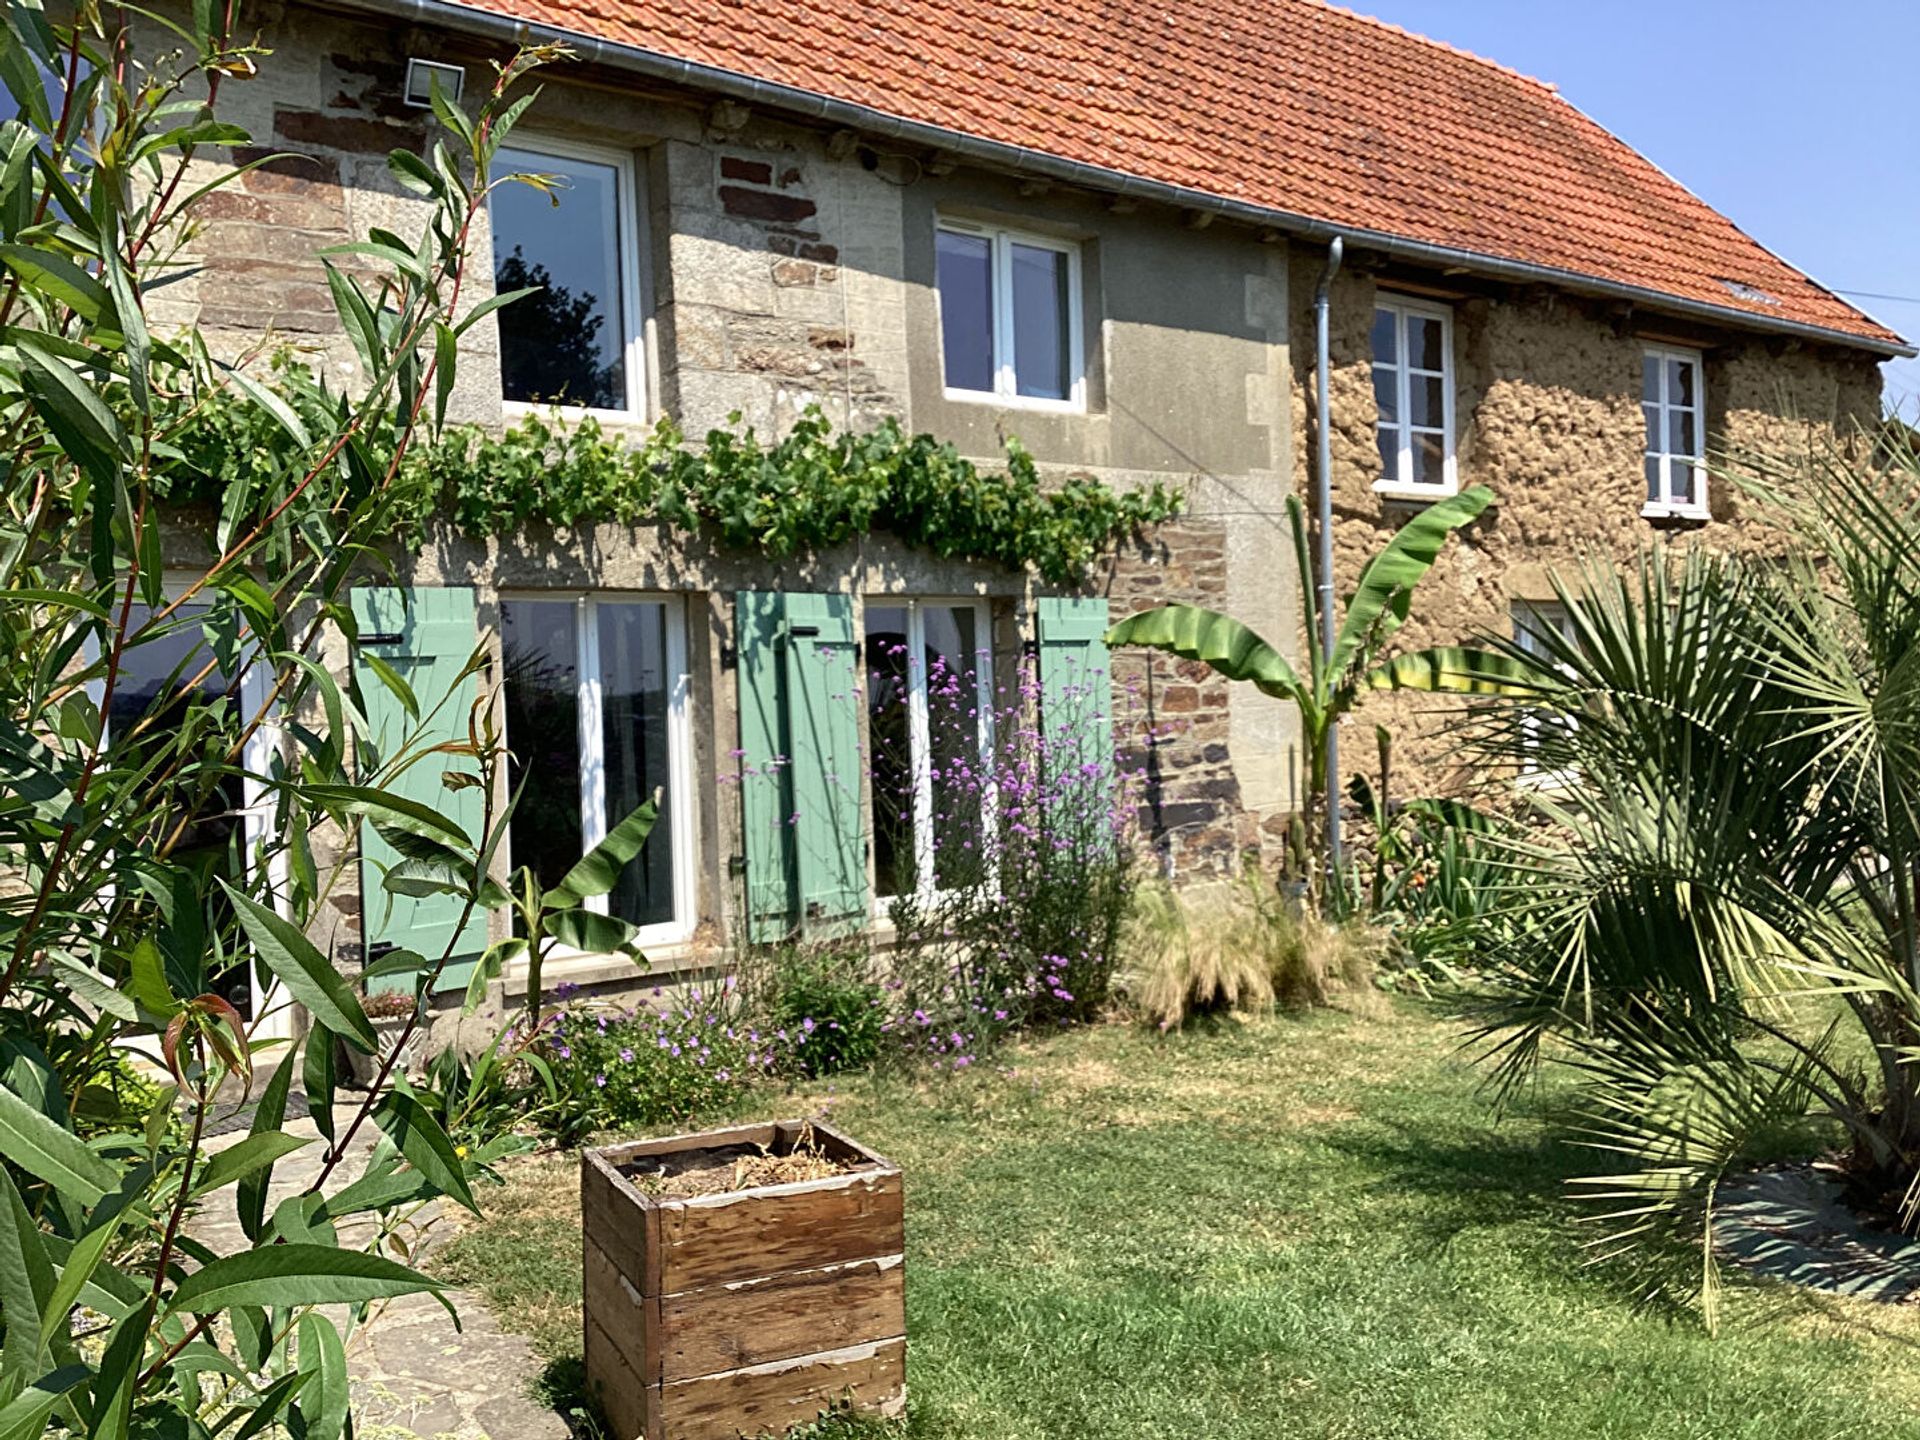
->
xmin=1328 ymin=484 xmax=1494 ymax=683
xmin=1103 ymin=605 xmax=1304 ymax=704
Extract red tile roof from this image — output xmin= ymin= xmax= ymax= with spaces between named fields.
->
xmin=450 ymin=0 xmax=1906 ymax=352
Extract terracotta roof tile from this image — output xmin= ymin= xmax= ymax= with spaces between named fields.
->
xmin=458 ymin=0 xmax=1904 ymax=350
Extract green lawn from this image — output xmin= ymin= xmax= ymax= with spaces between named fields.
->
xmin=435 ymin=1001 xmax=1920 ymax=1439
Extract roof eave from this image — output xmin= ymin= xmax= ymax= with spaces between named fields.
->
xmin=324 ymin=0 xmax=1918 ymax=361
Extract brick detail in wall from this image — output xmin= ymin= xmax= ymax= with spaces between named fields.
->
xmin=709 ymin=150 xmax=895 ymax=415
xmin=200 ymin=146 xmax=354 ymax=334
xmin=1106 ymin=519 xmax=1262 ymax=876
xmin=199 ymin=50 xmax=435 ymax=339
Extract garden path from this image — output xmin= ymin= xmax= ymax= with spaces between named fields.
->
xmin=193 ymin=1102 xmax=567 ymax=1440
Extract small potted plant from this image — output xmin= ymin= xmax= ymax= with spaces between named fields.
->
xmin=582 ymin=1119 xmax=905 ymax=1440
xmin=345 ymin=990 xmax=425 ymax=1088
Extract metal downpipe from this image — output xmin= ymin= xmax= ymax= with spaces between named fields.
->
xmin=1314 ymin=236 xmax=1344 ymax=879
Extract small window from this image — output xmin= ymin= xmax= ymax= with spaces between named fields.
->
xmin=864 ymin=598 xmax=995 ymax=903
xmin=1371 ymin=297 xmax=1456 ymax=496
xmin=501 ymin=595 xmax=691 ymax=943
xmin=1511 ymin=600 xmax=1580 ymax=780
xmin=491 ymin=142 xmax=645 ymax=417
xmin=1642 ymin=345 xmax=1706 ymax=517
xmin=935 ymin=222 xmax=1082 ymax=409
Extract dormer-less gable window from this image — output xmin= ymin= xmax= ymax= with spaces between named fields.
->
xmin=1642 ymin=345 xmax=1706 ymax=518
xmin=935 ymin=221 xmax=1084 ymax=411
xmin=1371 ymin=296 xmax=1457 ymax=497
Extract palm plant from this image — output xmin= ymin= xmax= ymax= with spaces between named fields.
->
xmin=1461 ymin=431 xmax=1920 ymax=1323
xmin=1105 ymin=485 xmax=1525 ymax=897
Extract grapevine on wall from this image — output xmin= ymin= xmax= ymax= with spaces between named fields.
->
xmin=161 ymin=359 xmax=1184 ymax=584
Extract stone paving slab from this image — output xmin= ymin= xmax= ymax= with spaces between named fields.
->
xmin=193 ymin=1103 xmax=568 ymax=1440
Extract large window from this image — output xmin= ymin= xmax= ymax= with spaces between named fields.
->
xmin=1371 ymin=296 xmax=1456 ymax=496
xmin=864 ymin=599 xmax=995 ymax=903
xmin=935 ymin=221 xmax=1082 ymax=409
xmin=99 ymin=602 xmax=286 ymax=1031
xmin=1643 ymin=345 xmax=1706 ymax=517
xmin=501 ymin=596 xmax=690 ymax=942
xmin=491 ymin=140 xmax=644 ymax=417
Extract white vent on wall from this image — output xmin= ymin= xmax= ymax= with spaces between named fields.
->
xmin=403 ymin=58 xmax=466 ymax=109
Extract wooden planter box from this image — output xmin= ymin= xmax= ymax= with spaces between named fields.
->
xmin=582 ymin=1120 xmax=906 ymax=1440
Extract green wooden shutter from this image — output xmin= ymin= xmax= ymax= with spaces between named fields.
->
xmin=352 ymin=586 xmax=488 ymax=994
xmin=735 ymin=592 xmax=868 ymax=942
xmin=1035 ymin=596 xmax=1114 ymax=803
xmin=736 ymin=592 xmax=794 ymax=943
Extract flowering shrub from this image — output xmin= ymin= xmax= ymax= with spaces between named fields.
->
xmin=876 ymin=654 xmax=1141 ymax=1067
xmin=758 ymin=945 xmax=887 ymax=1078
xmin=538 ymin=979 xmax=786 ymax=1138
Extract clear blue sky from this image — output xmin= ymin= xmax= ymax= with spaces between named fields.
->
xmin=1344 ymin=1 xmax=1920 ymax=413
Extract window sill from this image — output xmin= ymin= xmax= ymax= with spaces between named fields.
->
xmin=940 ymin=386 xmax=1086 ymax=417
xmin=501 ymin=399 xmax=650 ymax=428
xmin=1516 ymin=766 xmax=1578 ymax=794
xmin=502 ymin=932 xmax=707 ymax=999
xmin=1373 ymin=480 xmax=1459 ymax=505
xmin=1641 ymin=503 xmax=1709 ymax=524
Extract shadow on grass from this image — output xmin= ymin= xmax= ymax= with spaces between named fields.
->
xmin=1322 ymin=1109 xmax=1709 ymax=1318
xmin=530 ymin=1354 xmax=605 ymax=1440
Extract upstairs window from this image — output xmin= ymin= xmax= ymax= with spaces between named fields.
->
xmin=1643 ymin=345 xmax=1706 ymax=517
xmin=1371 ymin=296 xmax=1456 ymax=496
xmin=491 ymin=140 xmax=645 ymax=417
xmin=935 ymin=221 xmax=1082 ymax=409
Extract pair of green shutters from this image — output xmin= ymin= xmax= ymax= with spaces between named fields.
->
xmin=347 ymin=587 xmax=1114 ymax=966
xmin=734 ymin=592 xmax=1113 ymax=943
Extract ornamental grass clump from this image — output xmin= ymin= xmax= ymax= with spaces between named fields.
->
xmin=1123 ymin=880 xmax=1275 ymax=1029
xmin=1123 ymin=871 xmax=1384 ymax=1030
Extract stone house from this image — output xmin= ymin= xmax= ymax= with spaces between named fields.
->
xmin=130 ymin=0 xmax=1908 ymax=1026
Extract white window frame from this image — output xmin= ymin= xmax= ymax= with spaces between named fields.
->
xmin=1642 ymin=343 xmax=1707 ymax=520
xmin=1371 ymin=295 xmax=1458 ymax=500
xmin=864 ymin=596 xmax=997 ymax=909
xmin=493 ymin=135 xmax=650 ymax=423
xmin=84 ymin=584 xmax=296 ymax=1044
xmin=500 ymin=591 xmax=696 ymax=950
xmin=1511 ymin=599 xmax=1580 ymax=788
xmin=935 ymin=219 xmax=1086 ymax=413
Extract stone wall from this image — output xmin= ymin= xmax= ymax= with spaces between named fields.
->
xmin=1102 ymin=519 xmax=1265 ymax=875
xmin=1285 ymin=253 xmax=1886 ymax=804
